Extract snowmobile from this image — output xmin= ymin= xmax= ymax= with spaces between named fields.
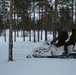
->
xmin=26 ymin=40 xmax=76 ymax=58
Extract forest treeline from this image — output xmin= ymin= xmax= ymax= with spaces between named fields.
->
xmin=0 ymin=0 xmax=76 ymax=31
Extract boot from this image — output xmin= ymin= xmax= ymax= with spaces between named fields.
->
xmin=62 ymin=52 xmax=68 ymax=56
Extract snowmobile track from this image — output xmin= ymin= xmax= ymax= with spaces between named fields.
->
xmin=31 ymin=53 xmax=76 ymax=59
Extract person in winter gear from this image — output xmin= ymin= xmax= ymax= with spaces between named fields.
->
xmin=51 ymin=29 xmax=68 ymax=47
xmin=63 ymin=28 xmax=76 ymax=55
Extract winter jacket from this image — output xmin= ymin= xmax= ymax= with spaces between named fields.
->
xmin=69 ymin=29 xmax=76 ymax=43
xmin=51 ymin=30 xmax=68 ymax=44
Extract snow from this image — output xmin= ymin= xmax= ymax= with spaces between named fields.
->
xmin=0 ymin=30 xmax=76 ymax=75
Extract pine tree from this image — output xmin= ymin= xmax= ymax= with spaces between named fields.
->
xmin=9 ymin=0 xmax=13 ymax=61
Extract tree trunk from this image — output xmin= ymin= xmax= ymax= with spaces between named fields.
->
xmin=38 ymin=1 xmax=40 ymax=42
xmin=72 ymin=0 xmax=73 ymax=27
xmin=3 ymin=0 xmax=6 ymax=42
xmin=53 ymin=0 xmax=57 ymax=40
xmin=23 ymin=30 xmax=25 ymax=41
xmin=9 ymin=0 xmax=13 ymax=61
xmin=41 ymin=1 xmax=43 ymax=40
xmin=44 ymin=0 xmax=47 ymax=41
xmin=17 ymin=30 xmax=19 ymax=37
xmin=14 ymin=1 xmax=16 ymax=42
xmin=29 ymin=3 xmax=32 ymax=41
xmin=75 ymin=1 xmax=76 ymax=24
xmin=33 ymin=0 xmax=36 ymax=42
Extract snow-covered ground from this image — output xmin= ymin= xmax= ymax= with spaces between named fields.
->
xmin=0 ymin=30 xmax=76 ymax=75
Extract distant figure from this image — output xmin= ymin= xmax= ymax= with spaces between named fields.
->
xmin=51 ymin=29 xmax=68 ymax=47
xmin=63 ymin=28 xmax=76 ymax=55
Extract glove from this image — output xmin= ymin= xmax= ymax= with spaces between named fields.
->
xmin=51 ymin=41 xmax=56 ymax=45
xmin=51 ymin=41 xmax=53 ymax=44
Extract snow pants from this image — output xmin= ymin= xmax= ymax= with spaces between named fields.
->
xmin=64 ymin=41 xmax=75 ymax=54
